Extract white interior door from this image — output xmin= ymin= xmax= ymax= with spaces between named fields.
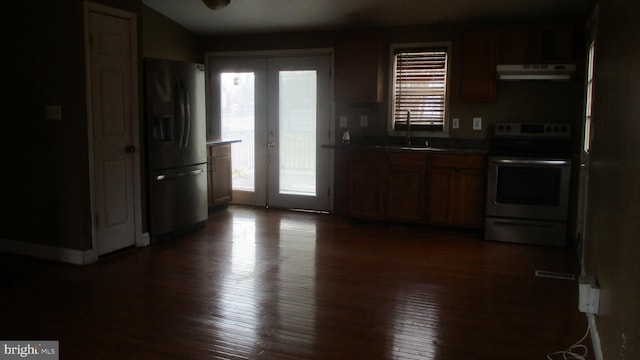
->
xmin=86 ymin=3 xmax=141 ymax=256
xmin=209 ymin=53 xmax=332 ymax=212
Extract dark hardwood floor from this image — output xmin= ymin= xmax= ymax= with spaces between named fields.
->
xmin=0 ymin=206 xmax=588 ymax=359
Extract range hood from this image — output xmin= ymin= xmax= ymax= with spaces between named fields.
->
xmin=496 ymin=64 xmax=576 ymax=81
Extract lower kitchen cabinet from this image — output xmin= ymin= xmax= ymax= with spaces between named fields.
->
xmin=347 ymin=149 xmax=486 ymax=229
xmin=347 ymin=150 xmax=387 ymax=219
xmin=207 ymin=144 xmax=232 ymax=208
xmin=428 ymin=154 xmax=486 ymax=228
xmin=386 ymin=152 xmax=427 ymax=222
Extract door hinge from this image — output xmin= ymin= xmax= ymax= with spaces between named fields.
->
xmin=95 ymin=215 xmax=99 ymax=226
xmin=328 ymin=188 xmax=331 ymax=197
xmin=89 ymin=33 xmax=94 ymax=47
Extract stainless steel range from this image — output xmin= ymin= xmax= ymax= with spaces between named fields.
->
xmin=485 ymin=123 xmax=572 ymax=247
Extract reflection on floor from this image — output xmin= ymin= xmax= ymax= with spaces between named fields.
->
xmin=0 ymin=205 xmax=588 ymax=359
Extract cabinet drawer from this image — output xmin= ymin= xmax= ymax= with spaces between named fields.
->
xmin=388 ymin=152 xmax=427 ymax=166
xmin=429 ymin=154 xmax=486 ymax=169
xmin=348 ymin=150 xmax=387 ymax=165
xmin=210 ymin=144 xmax=231 ymax=157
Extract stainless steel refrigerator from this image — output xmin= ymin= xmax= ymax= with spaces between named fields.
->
xmin=144 ymin=58 xmax=208 ymax=239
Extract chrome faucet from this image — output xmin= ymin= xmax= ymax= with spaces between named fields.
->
xmin=405 ymin=110 xmax=411 ymax=146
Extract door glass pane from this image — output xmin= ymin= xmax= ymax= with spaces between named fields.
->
xmin=221 ymin=72 xmax=255 ymax=191
xmin=278 ymin=70 xmax=317 ymax=196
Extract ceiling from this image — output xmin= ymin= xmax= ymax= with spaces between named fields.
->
xmin=142 ymin=0 xmax=592 ymax=36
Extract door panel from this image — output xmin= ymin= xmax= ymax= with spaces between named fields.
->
xmin=180 ymin=62 xmax=207 ymax=166
xmin=267 ymin=56 xmax=332 ymax=211
xmin=211 ymin=58 xmax=268 ymax=206
xmin=88 ymin=7 xmax=137 ymax=256
xmin=103 ymin=159 xmax=129 ymax=226
xmin=144 ymin=59 xmax=182 ymax=170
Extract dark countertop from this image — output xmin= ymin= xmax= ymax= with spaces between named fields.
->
xmin=321 ymin=143 xmax=489 ymax=155
xmin=206 ymin=139 xmax=242 ymax=146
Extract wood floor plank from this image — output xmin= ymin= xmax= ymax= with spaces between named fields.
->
xmin=0 ymin=205 xmax=588 ymax=359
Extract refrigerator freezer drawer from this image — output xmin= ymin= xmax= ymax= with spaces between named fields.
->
xmin=149 ymin=163 xmax=208 ymax=238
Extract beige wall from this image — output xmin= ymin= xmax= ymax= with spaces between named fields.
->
xmin=142 ymin=5 xmax=204 ymax=63
xmin=585 ymin=1 xmax=640 ymax=359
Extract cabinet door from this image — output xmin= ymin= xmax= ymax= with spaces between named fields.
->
xmin=334 ymin=32 xmax=384 ymax=102
xmin=540 ymin=26 xmax=573 ymax=63
xmin=387 ymin=165 xmax=425 ymax=222
xmin=428 ymin=168 xmax=455 ymax=225
xmin=498 ymin=25 xmax=573 ymax=64
xmin=453 ymin=168 xmax=486 ymax=227
xmin=212 ymin=155 xmax=232 ymax=205
xmin=428 ymin=154 xmax=486 ymax=228
xmin=461 ymin=28 xmax=498 ymax=102
xmin=499 ymin=27 xmax=541 ymax=64
xmin=207 ymin=147 xmax=215 ymax=207
xmin=348 ymin=165 xmax=386 ymax=219
xmin=208 ymin=145 xmax=233 ymax=208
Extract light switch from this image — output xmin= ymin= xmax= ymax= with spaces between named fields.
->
xmin=46 ymin=105 xmax=62 ymax=120
xmin=452 ymin=118 xmax=459 ymax=129
xmin=473 ymin=117 xmax=482 ymax=130
xmin=360 ymin=115 xmax=368 ymax=127
xmin=339 ymin=116 xmax=348 ymax=128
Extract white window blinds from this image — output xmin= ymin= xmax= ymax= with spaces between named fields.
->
xmin=392 ymin=48 xmax=448 ymax=131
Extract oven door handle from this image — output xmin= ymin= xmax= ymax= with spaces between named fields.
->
xmin=490 ymin=158 xmax=571 ymax=166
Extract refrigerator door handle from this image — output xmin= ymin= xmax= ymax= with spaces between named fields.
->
xmin=155 ymin=168 xmax=204 ymax=181
xmin=177 ymin=80 xmax=186 ymax=148
xmin=183 ymin=86 xmax=192 ymax=148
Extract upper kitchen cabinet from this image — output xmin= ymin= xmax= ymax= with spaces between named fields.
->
xmin=498 ymin=25 xmax=573 ymax=64
xmin=460 ymin=28 xmax=498 ymax=102
xmin=334 ymin=32 xmax=385 ymax=103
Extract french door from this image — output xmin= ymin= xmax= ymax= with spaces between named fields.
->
xmin=208 ymin=53 xmax=333 ymax=211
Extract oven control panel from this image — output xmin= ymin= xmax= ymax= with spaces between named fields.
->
xmin=493 ymin=123 xmax=571 ymax=138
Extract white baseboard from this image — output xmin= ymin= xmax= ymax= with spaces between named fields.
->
xmin=0 ymin=238 xmax=96 ymax=265
xmin=587 ymin=313 xmax=604 ymax=360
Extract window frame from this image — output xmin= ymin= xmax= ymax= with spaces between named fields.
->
xmin=388 ymin=42 xmax=452 ymax=137
xmin=583 ymin=40 xmax=596 ymax=153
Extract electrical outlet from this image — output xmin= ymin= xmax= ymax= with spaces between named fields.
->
xmin=339 ymin=116 xmax=348 ymax=128
xmin=472 ymin=117 xmax=482 ymax=130
xmin=452 ymin=118 xmax=459 ymax=129
xmin=360 ymin=115 xmax=368 ymax=127
xmin=578 ymin=277 xmax=600 ymax=314
xmin=579 ymin=279 xmax=591 ymax=313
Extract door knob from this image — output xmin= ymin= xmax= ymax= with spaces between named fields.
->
xmin=125 ymin=145 xmax=136 ymax=153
